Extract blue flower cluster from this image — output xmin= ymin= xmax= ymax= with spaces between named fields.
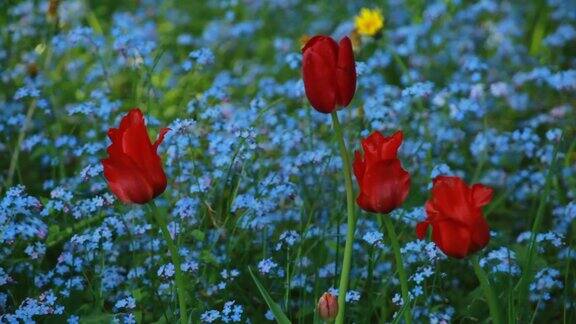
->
xmin=0 ymin=0 xmax=574 ymax=322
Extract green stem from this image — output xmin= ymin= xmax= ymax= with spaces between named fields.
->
xmin=285 ymin=247 xmax=290 ymax=312
xmin=46 ymin=211 xmax=106 ymax=248
xmin=382 ymin=216 xmax=411 ymax=324
xmin=150 ymin=204 xmax=189 ymax=324
xmin=6 ymin=99 xmax=36 ymax=189
xmin=472 ymin=256 xmax=502 ymax=324
xmin=516 ymin=137 xmax=560 ymax=320
xmin=331 ymin=111 xmax=356 ymax=324
xmin=529 ymin=0 xmax=548 ymax=57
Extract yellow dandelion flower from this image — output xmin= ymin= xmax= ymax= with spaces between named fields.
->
xmin=354 ymin=8 xmax=384 ymax=37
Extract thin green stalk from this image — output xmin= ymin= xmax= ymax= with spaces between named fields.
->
xmin=563 ymin=233 xmax=574 ymax=324
xmin=149 ymin=203 xmax=189 ymax=324
xmin=528 ymin=0 xmax=548 ymax=57
xmin=46 ymin=211 xmax=106 ymax=248
xmin=472 ymin=256 xmax=502 ymax=324
xmin=285 ymin=247 xmax=291 ymax=313
xmin=383 ymin=216 xmax=412 ymax=324
xmin=331 ymin=111 xmax=356 ymax=324
xmin=6 ymin=99 xmax=36 ymax=189
xmin=516 ymin=137 xmax=560 ymax=320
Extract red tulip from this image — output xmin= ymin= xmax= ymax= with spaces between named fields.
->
xmin=353 ymin=131 xmax=410 ymax=214
xmin=416 ymin=176 xmax=493 ymax=259
xmin=302 ymin=35 xmax=356 ymax=113
xmin=102 ymin=108 xmax=169 ymax=204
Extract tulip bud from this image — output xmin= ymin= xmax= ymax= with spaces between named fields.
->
xmin=301 ymin=35 xmax=356 ymax=114
xmin=317 ymin=292 xmax=338 ymax=321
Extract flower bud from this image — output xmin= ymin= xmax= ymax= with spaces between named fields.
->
xmin=317 ymin=292 xmax=338 ymax=321
xmin=301 ymin=35 xmax=356 ymax=114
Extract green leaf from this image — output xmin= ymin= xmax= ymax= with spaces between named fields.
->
xmin=391 ymin=301 xmax=410 ymax=324
xmin=79 ymin=313 xmax=115 ymax=324
xmin=191 ymin=229 xmax=205 ymax=241
xmin=199 ymin=250 xmax=217 ymax=265
xmin=248 ymin=267 xmax=291 ymax=324
xmin=134 ymin=311 xmax=143 ymax=323
xmin=46 ymin=224 xmax=61 ymax=243
xmin=150 ymin=316 xmax=169 ymax=324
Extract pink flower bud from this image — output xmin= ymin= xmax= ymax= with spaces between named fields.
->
xmin=317 ymin=292 xmax=338 ymax=321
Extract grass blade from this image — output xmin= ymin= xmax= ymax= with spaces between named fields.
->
xmin=515 ymin=135 xmax=562 ymax=321
xmin=248 ymin=267 xmax=292 ymax=324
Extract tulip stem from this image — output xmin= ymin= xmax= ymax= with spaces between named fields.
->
xmin=472 ymin=255 xmax=502 ymax=324
xmin=150 ymin=204 xmax=188 ymax=324
xmin=331 ymin=111 xmax=356 ymax=324
xmin=382 ymin=216 xmax=412 ymax=324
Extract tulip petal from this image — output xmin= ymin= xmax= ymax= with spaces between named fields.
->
xmin=431 ymin=176 xmax=475 ymax=225
xmin=360 ymin=131 xmax=403 ymax=166
xmin=416 ymin=221 xmax=429 ymax=239
xmin=122 ymin=123 xmax=158 ymax=167
xmin=302 ymin=35 xmax=338 ymax=59
xmin=335 ymin=37 xmax=356 ymax=107
xmin=380 ymin=131 xmax=403 ymax=160
xmin=154 ymin=128 xmax=170 ymax=150
xmin=352 ymin=150 xmax=366 ymax=187
xmin=424 ymin=200 xmax=441 ymax=220
xmin=122 ymin=122 xmax=167 ymax=196
xmin=301 ymin=36 xmax=339 ymax=113
xmin=361 ymin=131 xmax=385 ymax=165
xmin=311 ymin=36 xmax=338 ymax=65
xmin=470 ymin=216 xmax=490 ymax=252
xmin=433 ymin=220 xmax=471 ymax=259
xmin=356 ymin=192 xmax=373 ymax=213
xmin=357 ymin=159 xmax=410 ymax=214
xmin=302 ymin=50 xmax=337 ymax=113
xmin=119 ymin=108 xmax=145 ymax=132
xmin=471 ymin=183 xmax=493 ymax=207
xmin=102 ymin=155 xmax=155 ymax=204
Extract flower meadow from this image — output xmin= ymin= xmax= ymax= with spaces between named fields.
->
xmin=1 ymin=0 xmax=575 ymax=323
